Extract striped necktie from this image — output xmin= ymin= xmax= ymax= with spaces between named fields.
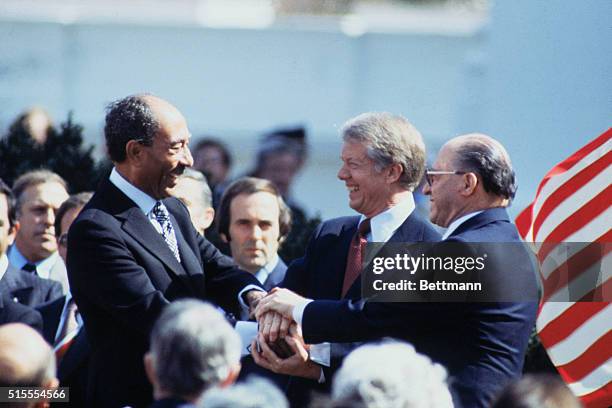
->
xmin=151 ymin=202 xmax=181 ymax=262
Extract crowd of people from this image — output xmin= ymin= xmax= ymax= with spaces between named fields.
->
xmin=0 ymin=94 xmax=581 ymax=408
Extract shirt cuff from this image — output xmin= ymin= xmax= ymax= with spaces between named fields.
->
xmin=309 ymin=342 xmax=331 ymax=367
xmin=234 ymin=321 xmax=259 ymax=356
xmin=237 ymin=285 xmax=266 ymax=314
xmin=292 ymin=299 xmax=313 ymax=326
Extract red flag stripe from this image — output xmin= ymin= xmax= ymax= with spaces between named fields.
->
xmin=532 ymin=152 xmax=612 ymax=240
xmin=579 ymin=277 xmax=612 ymax=303
xmin=555 ymin=332 xmax=612 ymax=382
xmin=530 ymin=129 xmax=612 ymax=205
xmin=541 ymin=243 xmax=611 ymax=304
xmin=538 ymin=186 xmax=611 ymax=259
xmin=578 ymin=382 xmax=612 ymax=408
xmin=516 ymin=202 xmax=534 ymax=239
xmin=538 ymin=302 xmax=609 ymax=348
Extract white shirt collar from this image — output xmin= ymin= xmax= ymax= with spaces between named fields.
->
xmin=442 ymin=210 xmax=484 ymax=240
xmin=7 ymin=245 xmax=61 ymax=280
xmin=0 ymin=254 xmax=8 ymax=281
xmin=254 ymin=254 xmax=279 ymax=285
xmin=109 ymin=167 xmax=157 ymax=215
xmin=360 ymin=193 xmax=416 ymax=243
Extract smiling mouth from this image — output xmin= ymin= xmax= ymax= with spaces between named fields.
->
xmin=347 ymin=185 xmax=359 ymax=193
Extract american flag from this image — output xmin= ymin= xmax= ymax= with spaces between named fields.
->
xmin=515 ymin=128 xmax=611 ymax=407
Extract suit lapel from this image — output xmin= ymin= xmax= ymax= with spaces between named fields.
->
xmin=1 ymin=266 xmax=34 ymax=304
xmin=171 ymin=213 xmax=202 ymax=277
xmin=335 ymin=219 xmax=359 ymax=299
xmin=450 ymin=208 xmax=509 ymax=238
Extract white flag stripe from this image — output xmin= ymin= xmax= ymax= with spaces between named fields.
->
xmin=547 ymin=304 xmax=612 ymax=365
xmin=531 ymin=140 xmax=611 ymax=221
xmin=537 ymin=301 xmax=575 ymax=331
xmin=567 ymin=358 xmax=612 ymax=396
xmin=564 ymin=208 xmax=612 ymax=243
xmin=534 ymin=166 xmax=612 ymax=242
xmin=540 ymin=242 xmax=591 ymax=280
xmin=547 ymin=254 xmax=610 ymax=302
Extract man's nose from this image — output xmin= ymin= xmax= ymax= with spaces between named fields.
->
xmin=181 ymin=145 xmax=194 ymax=167
xmin=43 ymin=207 xmax=55 ymax=225
xmin=422 ymin=182 xmax=431 ymax=196
xmin=337 ymin=164 xmax=349 ymax=180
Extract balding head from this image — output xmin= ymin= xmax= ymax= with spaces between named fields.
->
xmin=0 ymin=324 xmax=57 ymax=388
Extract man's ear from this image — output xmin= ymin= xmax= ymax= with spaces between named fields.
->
xmin=385 ymin=163 xmax=403 ymax=184
xmin=220 ymin=232 xmax=229 ymax=243
xmin=460 ymin=173 xmax=479 ymax=196
xmin=8 ymin=221 xmax=19 ymax=244
xmin=202 ymin=208 xmax=215 ymax=230
xmin=220 ymin=363 xmax=241 ymax=388
xmin=125 ymin=140 xmax=146 ymax=165
xmin=144 ymin=352 xmax=157 ymax=388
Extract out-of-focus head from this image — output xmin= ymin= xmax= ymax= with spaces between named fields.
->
xmin=423 ymin=133 xmax=516 ymax=228
xmin=192 ymin=138 xmax=232 ymax=187
xmin=332 ymin=341 xmax=453 ymax=408
xmin=105 ymin=94 xmax=194 ymax=199
xmin=0 ymin=178 xmax=14 ymax=257
xmin=492 ymin=374 xmax=581 ymax=408
xmin=144 ymin=300 xmax=241 ymax=403
xmin=337 ymin=112 xmax=425 ymax=218
xmin=201 ymin=376 xmax=288 ymax=408
xmin=12 ymin=170 xmax=69 ymax=263
xmin=55 ymin=192 xmax=93 ymax=263
xmin=217 ymin=177 xmax=291 ymax=273
xmin=11 ymin=107 xmax=53 ymax=145
xmin=252 ymin=133 xmax=306 ymax=197
xmin=0 ymin=323 xmax=58 ymax=408
xmin=170 ymin=169 xmax=215 ymax=235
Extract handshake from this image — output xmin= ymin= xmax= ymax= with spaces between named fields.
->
xmin=246 ymin=288 xmax=322 ymax=380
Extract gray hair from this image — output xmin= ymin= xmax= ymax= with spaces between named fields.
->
xmin=12 ymin=170 xmax=68 ymax=216
xmin=332 ymin=341 xmax=453 ymax=408
xmin=178 ymin=168 xmax=213 ymax=208
xmin=201 ymin=376 xmax=288 ymax=408
xmin=341 ymin=112 xmax=426 ymax=191
xmin=149 ymin=300 xmax=241 ymax=398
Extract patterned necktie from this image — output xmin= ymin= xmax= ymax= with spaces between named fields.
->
xmin=341 ymin=218 xmax=371 ymax=297
xmin=152 ymin=202 xmax=181 ymax=262
xmin=54 ymin=298 xmax=79 ymax=363
xmin=22 ymin=263 xmax=37 ymax=274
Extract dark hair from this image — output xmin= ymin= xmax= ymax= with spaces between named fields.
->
xmin=492 ymin=374 xmax=581 ymax=408
xmin=194 ymin=138 xmax=233 ymax=168
xmin=252 ymin=136 xmax=306 ymax=176
xmin=217 ymin=177 xmax=292 ymax=242
xmin=104 ymin=95 xmax=159 ymax=163
xmin=55 ymin=192 xmax=93 ymax=237
xmin=0 ymin=178 xmax=15 ymax=228
xmin=12 ymin=170 xmax=68 ymax=217
xmin=454 ymin=138 xmax=517 ymax=200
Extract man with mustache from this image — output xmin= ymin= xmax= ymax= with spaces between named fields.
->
xmin=66 ymin=94 xmax=265 ymax=408
xmin=7 ymin=170 xmax=70 ymax=295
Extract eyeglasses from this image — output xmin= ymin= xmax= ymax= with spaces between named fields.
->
xmin=425 ymin=169 xmax=466 ymax=186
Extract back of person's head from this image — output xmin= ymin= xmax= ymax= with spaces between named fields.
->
xmin=54 ymin=192 xmax=93 ymax=237
xmin=146 ymin=300 xmax=242 ymax=402
xmin=171 ymin=169 xmax=215 ymax=234
xmin=492 ymin=374 xmax=581 ymax=408
xmin=200 ymin=376 xmax=288 ymax=408
xmin=332 ymin=341 xmax=453 ymax=408
xmin=0 ymin=323 xmax=58 ymax=408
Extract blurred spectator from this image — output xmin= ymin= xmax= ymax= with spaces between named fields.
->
xmin=492 ymin=374 xmax=581 ymax=408
xmin=201 ymin=376 xmax=288 ymax=408
xmin=0 ymin=323 xmax=58 ymax=407
xmin=145 ymin=299 xmax=242 ymax=408
xmin=192 ymin=138 xmax=233 ymax=208
xmin=0 ymin=177 xmax=62 ymax=307
xmin=11 ymin=107 xmax=53 ymax=145
xmin=170 ymin=169 xmax=215 ymax=235
xmin=217 ymin=177 xmax=291 ymax=291
xmin=37 ymin=191 xmax=93 ymax=408
xmin=332 ymin=341 xmax=453 ymax=408
xmin=8 ymin=170 xmax=69 ymax=293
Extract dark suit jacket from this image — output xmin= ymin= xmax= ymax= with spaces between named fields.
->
xmin=281 ymin=211 xmax=441 ymax=405
xmin=37 ymin=296 xmax=90 ymax=408
xmin=67 ymin=178 xmax=263 ymax=408
xmin=148 ymin=398 xmax=196 ymax=408
xmin=263 ymin=258 xmax=287 ymax=291
xmin=299 ymin=208 xmax=539 ymax=408
xmin=0 ymin=292 xmax=43 ymax=331
xmin=0 ymin=264 xmax=63 ymax=307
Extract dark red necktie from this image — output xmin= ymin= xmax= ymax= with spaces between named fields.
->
xmin=341 ymin=218 xmax=371 ymax=298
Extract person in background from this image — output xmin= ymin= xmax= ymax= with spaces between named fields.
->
xmin=170 ymin=169 xmax=215 ymax=236
xmin=192 ymin=138 xmax=233 ymax=209
xmin=201 ymin=376 xmax=288 ymax=408
xmin=492 ymin=374 xmax=581 ymax=408
xmin=8 ymin=170 xmax=70 ymax=293
xmin=145 ymin=300 xmax=242 ymax=408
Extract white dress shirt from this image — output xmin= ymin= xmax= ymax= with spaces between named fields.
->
xmin=0 ymin=254 xmax=8 ymax=282
xmin=441 ymin=210 xmax=484 ymax=240
xmin=7 ymin=245 xmax=61 ymax=280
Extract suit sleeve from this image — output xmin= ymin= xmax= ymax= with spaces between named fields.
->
xmin=44 ymin=280 xmax=64 ymax=304
xmin=10 ymin=302 xmax=44 ymax=333
xmin=67 ymin=217 xmax=169 ymax=337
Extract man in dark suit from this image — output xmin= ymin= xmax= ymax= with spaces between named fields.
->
xmin=0 ymin=178 xmax=63 ymax=307
xmin=251 ymin=113 xmax=440 ymax=404
xmin=67 ymin=94 xmax=265 ymax=408
xmin=256 ymin=133 xmax=539 ymax=408
xmin=0 ymin=293 xmax=42 ymax=330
